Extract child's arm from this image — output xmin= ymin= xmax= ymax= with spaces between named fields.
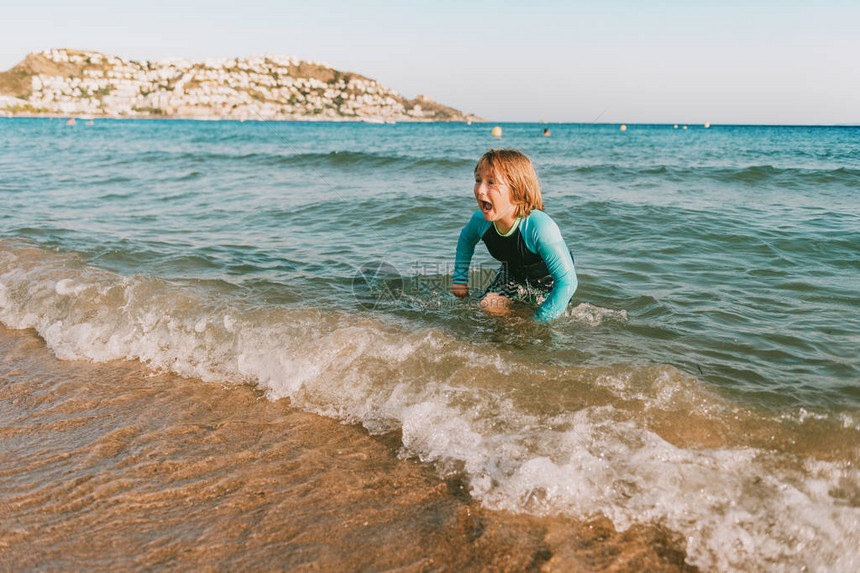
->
xmin=524 ymin=212 xmax=578 ymax=321
xmin=452 ymin=211 xmax=489 ymax=297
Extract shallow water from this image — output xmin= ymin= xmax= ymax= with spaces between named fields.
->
xmin=1 ymin=118 xmax=858 ymax=571
xmin=0 ymin=325 xmax=696 ymax=572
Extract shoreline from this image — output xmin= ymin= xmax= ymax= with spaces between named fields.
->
xmin=0 ymin=325 xmax=696 ymax=572
xmin=0 ymin=112 xmax=479 ymax=123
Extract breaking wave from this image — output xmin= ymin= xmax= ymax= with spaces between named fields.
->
xmin=1 ymin=240 xmax=858 ymax=572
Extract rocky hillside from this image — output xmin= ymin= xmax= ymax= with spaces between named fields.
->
xmin=0 ymin=49 xmax=481 ymax=122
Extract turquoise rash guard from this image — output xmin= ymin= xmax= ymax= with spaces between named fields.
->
xmin=454 ymin=209 xmax=577 ymax=321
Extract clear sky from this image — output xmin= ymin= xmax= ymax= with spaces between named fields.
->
xmin=2 ymin=0 xmax=858 ymax=124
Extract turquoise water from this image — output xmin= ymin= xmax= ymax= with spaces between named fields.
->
xmin=1 ymin=118 xmax=859 ymax=570
xmin=2 ymin=119 xmax=857 ymax=406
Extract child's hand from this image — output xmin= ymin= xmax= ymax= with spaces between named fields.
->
xmin=480 ymin=293 xmax=512 ymax=316
xmin=451 ymin=283 xmax=468 ymax=298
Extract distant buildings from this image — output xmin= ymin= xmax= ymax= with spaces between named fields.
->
xmin=0 ymin=49 xmax=476 ymax=122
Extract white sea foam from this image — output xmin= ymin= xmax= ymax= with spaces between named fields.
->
xmin=55 ymin=278 xmax=92 ymax=296
xmin=1 ymin=243 xmax=858 ymax=572
xmin=564 ymin=302 xmax=629 ymax=325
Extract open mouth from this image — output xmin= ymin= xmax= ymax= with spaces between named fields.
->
xmin=480 ymin=200 xmax=493 ymax=213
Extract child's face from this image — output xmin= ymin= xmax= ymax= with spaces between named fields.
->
xmin=474 ymin=163 xmax=515 ymax=223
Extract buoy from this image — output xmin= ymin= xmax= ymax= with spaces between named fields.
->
xmin=619 ymin=124 xmax=627 ymax=131
xmin=492 ymin=126 xmax=502 ymax=138
xmin=674 ymin=124 xmax=679 ymax=129
xmin=66 ymin=118 xmax=76 ymax=126
xmin=683 ymin=125 xmax=688 ymax=130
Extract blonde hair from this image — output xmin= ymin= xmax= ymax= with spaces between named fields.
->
xmin=475 ymin=149 xmax=544 ymax=218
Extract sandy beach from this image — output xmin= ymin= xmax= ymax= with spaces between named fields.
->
xmin=0 ymin=325 xmax=695 ymax=571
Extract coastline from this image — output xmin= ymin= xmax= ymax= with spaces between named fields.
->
xmin=0 ymin=50 xmax=482 ymax=124
xmin=0 ymin=112 xmax=481 ymax=123
xmin=0 ymin=325 xmax=695 ymax=572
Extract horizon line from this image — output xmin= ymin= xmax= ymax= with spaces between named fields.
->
xmin=1 ymin=115 xmax=857 ymax=128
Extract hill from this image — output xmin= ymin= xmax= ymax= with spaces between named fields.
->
xmin=0 ymin=49 xmax=481 ymax=122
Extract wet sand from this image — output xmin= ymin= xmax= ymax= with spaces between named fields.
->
xmin=0 ymin=325 xmax=695 ymax=572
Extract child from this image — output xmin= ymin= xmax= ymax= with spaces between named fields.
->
xmin=452 ymin=149 xmax=577 ymax=321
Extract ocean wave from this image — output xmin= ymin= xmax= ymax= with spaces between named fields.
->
xmin=562 ymin=164 xmax=860 ymax=188
xmin=1 ymin=240 xmax=858 ymax=572
xmin=116 ymin=148 xmax=474 ymax=172
xmin=103 ymin=147 xmax=860 ymax=188
xmin=260 ymin=150 xmax=475 ymax=172
xmin=716 ymin=165 xmax=860 ymax=187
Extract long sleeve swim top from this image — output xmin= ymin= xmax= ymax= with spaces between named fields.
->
xmin=454 ymin=209 xmax=577 ymax=321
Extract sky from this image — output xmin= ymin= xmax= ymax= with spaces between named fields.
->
xmin=2 ymin=0 xmax=858 ymax=124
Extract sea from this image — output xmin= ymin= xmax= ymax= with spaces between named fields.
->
xmin=0 ymin=118 xmax=858 ymax=572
